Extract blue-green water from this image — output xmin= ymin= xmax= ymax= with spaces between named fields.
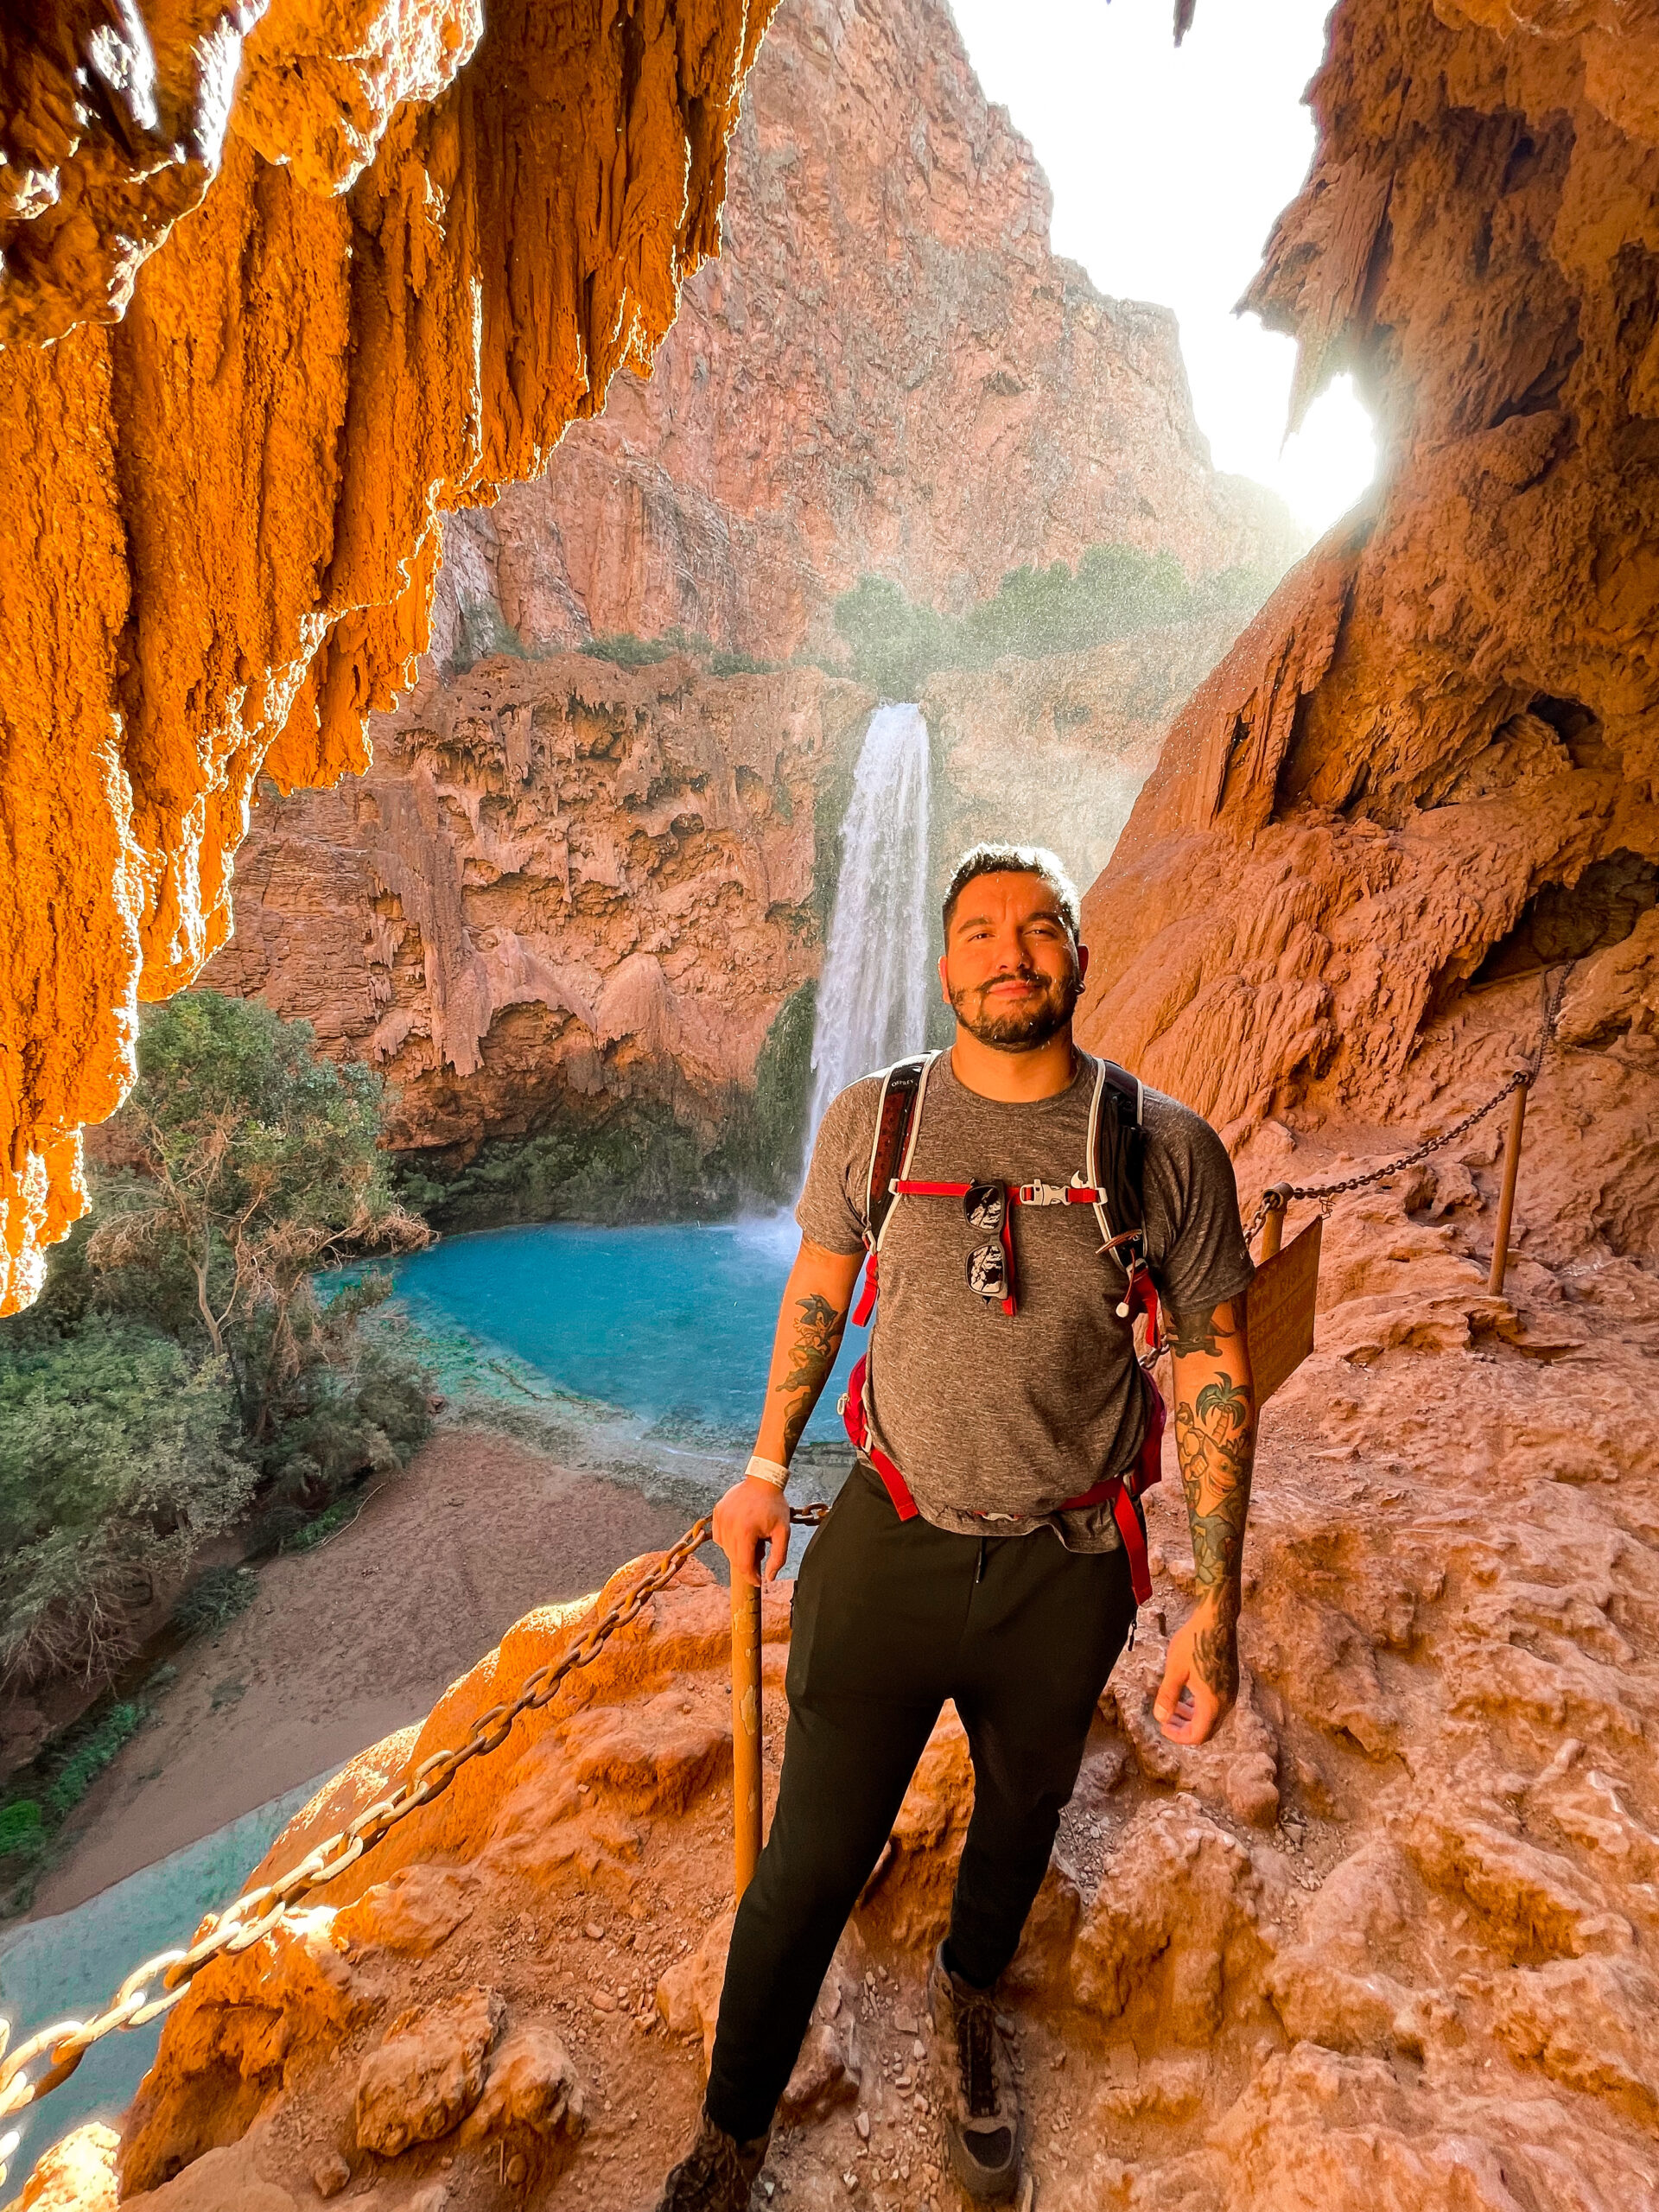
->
xmin=0 ymin=1775 xmax=331 ymax=2196
xmin=389 ymin=1218 xmax=863 ymax=1452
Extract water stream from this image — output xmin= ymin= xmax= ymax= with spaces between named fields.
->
xmin=805 ymin=703 xmax=934 ymax=1144
xmin=0 ymin=1774 xmax=333 ymax=2185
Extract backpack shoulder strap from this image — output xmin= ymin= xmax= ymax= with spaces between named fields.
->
xmin=863 ymin=1052 xmax=936 ymax=1251
xmin=1084 ymin=1056 xmax=1147 ymax=1263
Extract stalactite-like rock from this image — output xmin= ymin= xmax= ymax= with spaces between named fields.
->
xmin=1077 ymin=0 xmax=1659 ymax=1271
xmin=0 ymin=0 xmax=777 ymax=1311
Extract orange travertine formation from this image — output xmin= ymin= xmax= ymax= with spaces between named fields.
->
xmin=1077 ymin=0 xmax=1659 ymax=1282
xmin=0 ymin=0 xmax=776 ymax=1311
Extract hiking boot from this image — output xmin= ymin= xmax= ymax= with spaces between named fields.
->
xmin=925 ymin=1942 xmax=1022 ymax=2202
xmin=653 ymin=2108 xmax=771 ymax=2212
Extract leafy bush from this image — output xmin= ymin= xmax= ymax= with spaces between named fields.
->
xmin=582 ymin=626 xmax=716 ymax=669
xmin=0 ymin=1698 xmax=154 ymax=1909
xmin=711 ymin=648 xmax=781 ymax=677
xmin=0 ymin=1319 xmax=254 ymax=1691
xmin=86 ymin=992 xmax=430 ymax=1440
xmin=0 ymin=1798 xmax=41 ymax=1855
xmin=43 ymin=1700 xmax=151 ymax=1816
xmin=170 ymin=1564 xmax=259 ymax=1638
xmin=1 ymin=994 xmax=437 ymax=1698
xmin=449 ymin=597 xmax=528 ymax=674
xmin=831 ymin=544 xmax=1281 ymax=697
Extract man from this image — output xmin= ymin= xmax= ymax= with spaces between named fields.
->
xmin=656 ymin=845 xmax=1256 ymax=2210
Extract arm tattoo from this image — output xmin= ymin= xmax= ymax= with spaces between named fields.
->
xmin=1165 ymin=1303 xmax=1223 ymax=1358
xmin=775 ymin=1291 xmax=846 ymax=1459
xmin=1171 ymin=1300 xmax=1256 ymax=1705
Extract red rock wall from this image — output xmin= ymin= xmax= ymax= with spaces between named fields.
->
xmin=0 ymin=0 xmax=776 ymax=1312
xmin=203 ymin=653 xmax=873 ymax=1165
xmin=1077 ymin=0 xmax=1659 ymax=1267
xmin=438 ymin=0 xmax=1296 ymax=667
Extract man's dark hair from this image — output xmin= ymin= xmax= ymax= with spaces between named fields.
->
xmin=942 ymin=844 xmax=1081 ymax=942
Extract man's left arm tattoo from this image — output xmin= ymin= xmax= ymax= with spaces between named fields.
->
xmin=1169 ymin=1295 xmax=1257 ymax=1700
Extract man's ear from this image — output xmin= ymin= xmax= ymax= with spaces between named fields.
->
xmin=1077 ymin=941 xmax=1090 ymax=983
xmin=938 ymin=950 xmax=950 ymax=1004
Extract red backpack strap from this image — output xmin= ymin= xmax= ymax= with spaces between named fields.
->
xmin=851 ymin=1053 xmax=935 ymax=1325
xmin=839 ymin=1351 xmax=921 ymax=1520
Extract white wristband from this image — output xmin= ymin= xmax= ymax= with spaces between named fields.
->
xmin=745 ymin=1454 xmax=791 ymax=1491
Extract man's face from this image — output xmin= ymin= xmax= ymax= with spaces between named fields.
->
xmin=939 ymin=871 xmax=1089 ymax=1050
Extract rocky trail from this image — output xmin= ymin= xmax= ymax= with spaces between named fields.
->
xmin=19 ymin=1059 xmax=1659 ymax=2210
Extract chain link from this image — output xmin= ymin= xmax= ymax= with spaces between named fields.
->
xmin=0 ymin=1504 xmax=827 ymax=2166
xmin=1243 ymin=962 xmax=1577 ymax=1248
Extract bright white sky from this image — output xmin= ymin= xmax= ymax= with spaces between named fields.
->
xmin=949 ymin=0 xmax=1376 ymax=536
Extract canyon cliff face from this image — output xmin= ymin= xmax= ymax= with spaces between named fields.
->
xmin=0 ymin=0 xmax=775 ymax=1312
xmin=1077 ymin=0 xmax=1659 ymax=1270
xmin=203 ymin=616 xmax=1236 ymax=1173
xmin=204 ymin=654 xmax=870 ymax=1171
xmin=200 ymin=0 xmax=1279 ymax=1176
xmin=431 ymin=0 xmax=1293 ymax=667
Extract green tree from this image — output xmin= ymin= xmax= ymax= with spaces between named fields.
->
xmin=87 ymin=993 xmax=429 ymax=1438
xmin=830 ymin=543 xmax=1278 ymax=694
xmin=0 ymin=1319 xmax=252 ymax=1690
xmin=832 ymin=577 xmax=953 ymax=699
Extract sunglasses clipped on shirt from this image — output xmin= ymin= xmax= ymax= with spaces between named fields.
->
xmin=963 ymin=1180 xmax=1015 ymax=1312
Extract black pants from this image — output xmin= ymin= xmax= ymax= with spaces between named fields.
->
xmin=704 ymin=1465 xmax=1136 ymax=2142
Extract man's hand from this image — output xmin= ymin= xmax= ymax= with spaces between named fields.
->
xmin=715 ymin=1475 xmax=792 ymax=1587
xmin=1159 ymin=1292 xmax=1255 ymax=1746
xmin=1154 ymin=1598 xmax=1236 ymax=1744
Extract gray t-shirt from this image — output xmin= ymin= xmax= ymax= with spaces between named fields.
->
xmin=797 ymin=1050 xmax=1254 ymax=1552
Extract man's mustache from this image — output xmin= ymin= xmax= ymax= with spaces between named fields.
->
xmin=970 ymin=969 xmax=1052 ymax=997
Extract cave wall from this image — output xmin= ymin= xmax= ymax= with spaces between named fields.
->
xmin=1077 ymin=0 xmax=1659 ymax=1262
xmin=0 ymin=0 xmax=777 ymax=1311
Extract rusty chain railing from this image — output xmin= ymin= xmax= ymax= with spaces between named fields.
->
xmin=0 ymin=1503 xmax=826 ymax=2186
xmin=1243 ymin=961 xmax=1577 ymax=1254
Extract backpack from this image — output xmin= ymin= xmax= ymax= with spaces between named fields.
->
xmin=836 ymin=1052 xmax=1164 ymax=1602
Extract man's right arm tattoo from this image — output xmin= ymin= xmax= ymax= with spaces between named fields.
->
xmin=774 ymin=1290 xmax=848 ymax=1459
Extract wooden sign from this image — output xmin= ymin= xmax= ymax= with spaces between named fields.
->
xmin=1247 ymin=1215 xmax=1322 ymax=1403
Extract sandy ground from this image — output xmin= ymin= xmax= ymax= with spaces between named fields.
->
xmin=28 ymin=1430 xmax=692 ymax=1918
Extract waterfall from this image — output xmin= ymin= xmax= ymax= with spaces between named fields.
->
xmin=805 ymin=703 xmax=933 ymax=1147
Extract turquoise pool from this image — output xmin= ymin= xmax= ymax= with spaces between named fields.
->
xmin=387 ymin=1217 xmax=864 ymax=1454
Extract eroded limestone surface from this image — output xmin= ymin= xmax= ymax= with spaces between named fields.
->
xmin=442 ymin=0 xmax=1292 ymax=668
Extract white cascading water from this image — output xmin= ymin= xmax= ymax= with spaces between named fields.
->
xmin=804 ymin=703 xmax=933 ymax=1150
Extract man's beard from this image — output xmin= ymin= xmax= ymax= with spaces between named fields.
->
xmin=950 ymin=966 xmax=1080 ymax=1050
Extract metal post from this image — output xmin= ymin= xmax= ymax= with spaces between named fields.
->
xmin=1260 ymin=1188 xmax=1288 ymax=1262
xmin=731 ymin=1575 xmax=762 ymax=1900
xmin=1488 ymin=1082 xmax=1529 ymax=1295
